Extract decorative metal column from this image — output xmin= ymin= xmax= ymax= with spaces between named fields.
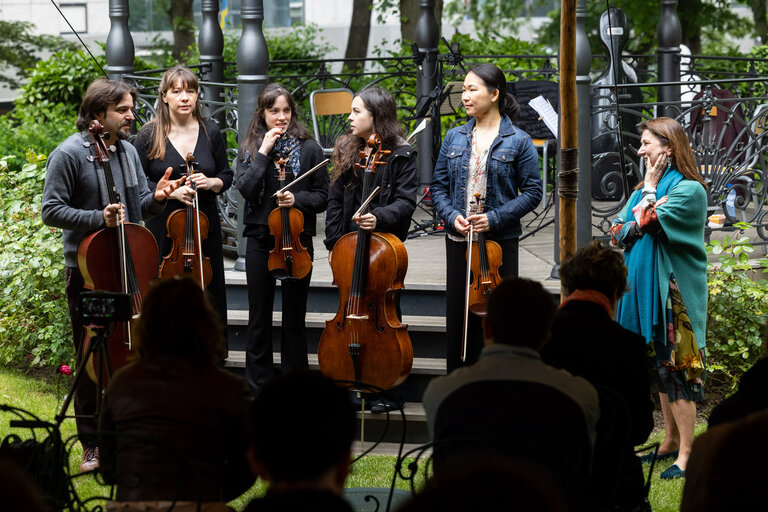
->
xmin=416 ymin=0 xmax=439 ymax=188
xmin=234 ymin=0 xmax=269 ymax=271
xmin=199 ymin=0 xmax=226 ymax=124
xmin=657 ymin=0 xmax=682 ymax=118
xmin=105 ymin=0 xmax=135 ymax=79
xmin=575 ymin=0 xmax=592 ymax=247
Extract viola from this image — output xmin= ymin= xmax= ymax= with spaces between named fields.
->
xmin=460 ymin=192 xmax=502 ymax=362
xmin=158 ymin=152 xmax=212 ymax=288
xmin=77 ymin=120 xmax=159 ymax=386
xmin=317 ymin=134 xmax=413 ymax=391
xmin=267 ymin=157 xmax=312 ymax=280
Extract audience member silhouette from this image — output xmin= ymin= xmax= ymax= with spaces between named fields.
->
xmin=243 ymin=371 xmax=355 ymax=512
xmin=398 ymin=459 xmax=567 ymax=512
xmin=0 ymin=461 xmax=51 ymax=512
xmin=100 ymin=277 xmax=254 ymax=509
xmin=541 ymin=241 xmax=653 ymax=511
xmin=422 ymin=277 xmax=599 ymax=510
xmin=680 ymin=409 xmax=768 ymax=511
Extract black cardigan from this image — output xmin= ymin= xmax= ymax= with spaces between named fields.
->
xmin=323 ymin=143 xmax=418 ymax=251
xmin=236 ymin=138 xmax=329 ymax=237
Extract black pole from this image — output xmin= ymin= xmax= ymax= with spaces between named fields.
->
xmin=199 ymin=0 xmax=226 ymax=126
xmin=576 ymin=0 xmax=592 ymax=248
xmin=234 ymin=0 xmax=269 ymax=271
xmin=415 ymin=0 xmax=439 ymax=189
xmin=657 ymin=0 xmax=682 ymax=118
xmin=105 ymin=0 xmax=135 ymax=79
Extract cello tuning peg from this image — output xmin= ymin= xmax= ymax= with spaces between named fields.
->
xmin=82 ymin=142 xmax=91 ymax=148
xmin=108 ymin=145 xmax=117 ymax=153
xmin=87 ymin=155 xmax=95 ymax=162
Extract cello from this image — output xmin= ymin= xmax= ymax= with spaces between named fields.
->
xmin=77 ymin=120 xmax=159 ymax=385
xmin=317 ymin=134 xmax=413 ymax=391
xmin=158 ymin=152 xmax=212 ymax=288
xmin=460 ymin=192 xmax=502 ymax=362
xmin=267 ymin=157 xmax=313 ymax=280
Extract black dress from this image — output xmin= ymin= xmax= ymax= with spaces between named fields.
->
xmin=133 ymin=119 xmax=233 ymax=331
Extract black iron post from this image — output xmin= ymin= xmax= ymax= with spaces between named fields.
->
xmin=657 ymin=0 xmax=682 ymax=117
xmin=576 ymin=0 xmax=592 ymax=248
xmin=199 ymin=0 xmax=226 ymax=125
xmin=416 ymin=0 xmax=439 ymax=189
xmin=234 ymin=0 xmax=269 ymax=271
xmin=105 ymin=0 xmax=135 ymax=79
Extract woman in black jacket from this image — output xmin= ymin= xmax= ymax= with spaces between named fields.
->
xmin=323 ymin=87 xmax=417 ymax=413
xmin=323 ymin=87 xmax=417 ymax=252
xmin=237 ymin=83 xmax=329 ymax=389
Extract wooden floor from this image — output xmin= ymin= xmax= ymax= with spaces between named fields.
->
xmin=224 ymin=204 xmax=561 ymax=292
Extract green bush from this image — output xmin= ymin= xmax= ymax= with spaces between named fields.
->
xmin=0 ymin=152 xmax=73 ymax=369
xmin=706 ymin=225 xmax=768 ymax=389
xmin=0 ymin=103 xmax=77 ymax=172
xmin=16 ymin=49 xmax=108 ymax=111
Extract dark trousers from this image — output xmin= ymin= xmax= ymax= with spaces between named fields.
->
xmin=445 ymin=237 xmax=519 ymax=373
xmin=245 ymin=234 xmax=313 ymax=389
xmin=65 ymin=266 xmax=98 ymax=446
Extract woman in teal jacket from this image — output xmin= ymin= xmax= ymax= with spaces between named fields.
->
xmin=611 ymin=117 xmax=708 ymax=480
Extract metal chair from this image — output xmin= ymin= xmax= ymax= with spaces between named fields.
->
xmin=310 ymin=88 xmax=354 ymax=157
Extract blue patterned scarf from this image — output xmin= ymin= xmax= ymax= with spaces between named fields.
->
xmin=616 ymin=168 xmax=684 ymax=344
xmin=270 ymin=134 xmax=301 ymax=177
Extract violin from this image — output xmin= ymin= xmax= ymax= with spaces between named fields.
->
xmin=77 ymin=120 xmax=159 ymax=386
xmin=460 ymin=192 xmax=502 ymax=361
xmin=267 ymin=157 xmax=312 ymax=280
xmin=318 ymin=134 xmax=413 ymax=391
xmin=158 ymin=152 xmax=212 ymax=288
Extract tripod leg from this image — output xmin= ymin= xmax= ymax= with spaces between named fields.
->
xmin=54 ymin=328 xmax=111 ymax=429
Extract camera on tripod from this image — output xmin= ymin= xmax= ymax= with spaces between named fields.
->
xmin=79 ymin=291 xmax=132 ymax=325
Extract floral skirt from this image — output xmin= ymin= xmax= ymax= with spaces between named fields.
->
xmin=651 ymin=278 xmax=706 ymax=403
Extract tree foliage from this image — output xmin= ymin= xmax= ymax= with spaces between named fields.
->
xmin=0 ymin=19 xmax=75 ymax=88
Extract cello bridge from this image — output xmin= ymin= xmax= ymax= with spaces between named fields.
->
xmin=347 ymin=314 xmax=369 ymax=321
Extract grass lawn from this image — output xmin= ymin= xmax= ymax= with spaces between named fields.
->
xmin=1 ymin=366 xmax=698 ymax=511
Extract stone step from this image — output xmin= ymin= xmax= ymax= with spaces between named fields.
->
xmin=350 ymin=402 xmax=430 ymax=447
xmin=226 ymin=310 xmax=446 ymax=331
xmin=224 ymin=351 xmax=446 ymax=376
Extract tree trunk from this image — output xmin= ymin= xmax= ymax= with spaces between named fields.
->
xmin=168 ymin=0 xmax=196 ymax=62
xmin=749 ymin=0 xmax=768 ymax=44
xmin=345 ymin=0 xmax=374 ymax=72
xmin=400 ymin=0 xmax=443 ymax=45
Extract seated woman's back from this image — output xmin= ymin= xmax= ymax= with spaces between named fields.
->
xmin=100 ymin=277 xmax=254 ymax=503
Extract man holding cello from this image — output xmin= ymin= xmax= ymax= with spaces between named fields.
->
xmin=42 ymin=78 xmax=182 ymax=472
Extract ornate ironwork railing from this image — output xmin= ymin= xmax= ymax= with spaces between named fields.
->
xmin=590 ymin=78 xmax=768 ymax=244
xmin=122 ymin=53 xmax=768 ymax=252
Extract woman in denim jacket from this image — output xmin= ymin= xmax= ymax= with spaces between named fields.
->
xmin=430 ymin=63 xmax=542 ymax=371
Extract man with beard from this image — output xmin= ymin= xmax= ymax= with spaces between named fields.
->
xmin=42 ymin=78 xmax=181 ymax=473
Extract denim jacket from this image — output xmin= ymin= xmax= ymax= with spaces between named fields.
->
xmin=430 ymin=115 xmax=542 ymax=240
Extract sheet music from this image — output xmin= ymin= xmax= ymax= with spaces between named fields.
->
xmin=529 ymin=95 xmax=559 ymax=138
xmin=406 ymin=118 xmax=431 ymax=145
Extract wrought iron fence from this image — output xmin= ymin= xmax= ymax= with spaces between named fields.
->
xmin=122 ymin=52 xmax=768 ymax=253
xmin=590 ymin=78 xmax=768 ymax=244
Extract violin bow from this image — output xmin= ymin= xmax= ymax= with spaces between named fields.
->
xmin=271 ymin=159 xmax=330 ymax=197
xmin=185 ymin=152 xmax=206 ymax=290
